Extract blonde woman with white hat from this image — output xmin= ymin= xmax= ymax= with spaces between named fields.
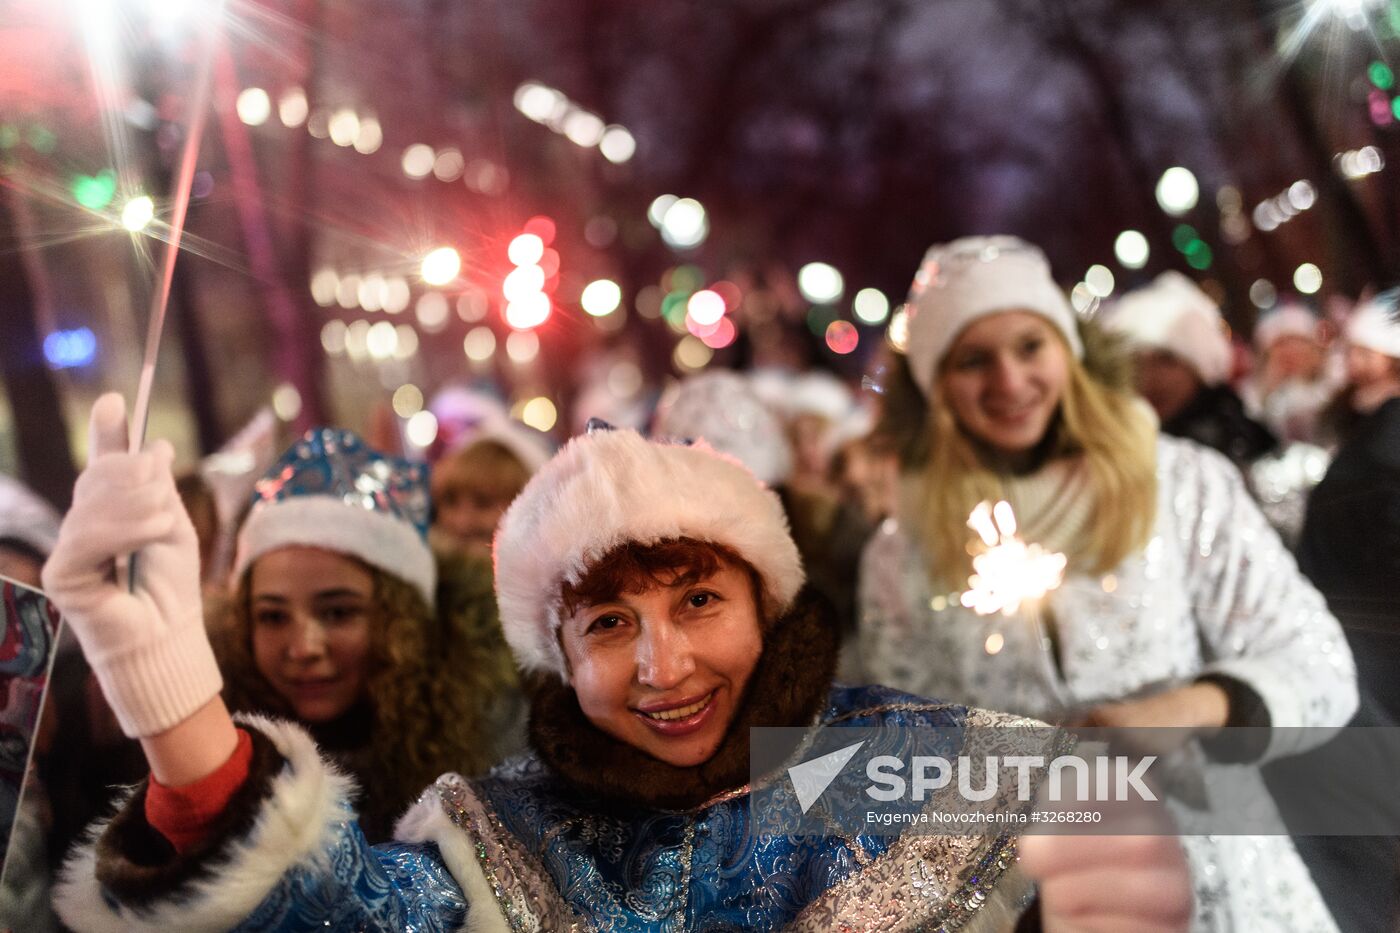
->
xmin=859 ymin=235 xmax=1356 ymax=931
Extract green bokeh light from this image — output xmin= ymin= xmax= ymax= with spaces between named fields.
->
xmin=661 ymin=290 xmax=691 ymax=326
xmin=1370 ymin=61 xmax=1396 ymax=90
xmin=1171 ymin=225 xmax=1198 ymax=253
xmin=1184 ymin=240 xmax=1213 ymax=271
xmin=1392 ymin=96 xmax=1400 ymax=120
xmin=71 ymin=170 xmax=117 ymax=210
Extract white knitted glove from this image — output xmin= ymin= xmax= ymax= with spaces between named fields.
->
xmin=41 ymin=393 xmax=222 ymax=738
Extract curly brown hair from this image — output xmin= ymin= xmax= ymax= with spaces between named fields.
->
xmin=214 ymin=551 xmax=519 ymax=839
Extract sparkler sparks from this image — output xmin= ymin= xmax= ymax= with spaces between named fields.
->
xmin=961 ymin=501 xmax=1067 ymax=617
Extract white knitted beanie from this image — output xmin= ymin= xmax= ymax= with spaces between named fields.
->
xmin=903 ymin=236 xmax=1083 ymax=398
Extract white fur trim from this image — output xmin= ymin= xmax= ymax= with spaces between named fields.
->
xmin=492 ymin=429 xmax=805 ymax=677
xmin=395 ymin=789 xmax=511 ymax=933
xmin=231 ymin=497 xmax=436 ymax=607
xmin=52 ymin=715 xmax=357 ymax=933
xmin=1105 ymin=271 xmax=1233 ymax=386
xmin=1348 ymin=300 xmax=1400 ymax=359
xmin=904 ymin=236 xmax=1084 ymax=397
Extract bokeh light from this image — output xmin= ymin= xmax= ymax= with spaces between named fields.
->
xmin=1293 ymin=263 xmax=1323 ymax=294
xmin=421 ymin=247 xmax=461 ymax=285
xmin=523 ymin=216 xmax=557 ymax=245
xmin=825 ymin=320 xmax=859 ymax=355
xmin=659 ymin=198 xmax=708 ymax=249
xmin=508 ymin=233 xmax=545 ymax=266
xmin=673 ymin=335 xmax=714 ymax=372
xmin=353 ymin=118 xmax=383 ymax=155
xmin=506 ymin=329 xmax=540 ymax=364
xmin=1155 ymin=166 xmax=1199 ymax=215
xmin=503 ymin=265 xmax=546 ymax=303
xmin=392 ymin=384 xmax=424 ymax=417
xmin=505 ymin=292 xmax=552 ymax=330
xmin=366 ymin=321 xmax=398 ymax=359
xmin=853 ymin=287 xmax=890 ymax=325
xmin=328 ymin=109 xmax=360 ymax=147
xmin=521 ymin=397 xmax=558 ymax=432
xmin=700 ymin=316 xmax=737 ymax=350
xmin=401 ymin=144 xmax=436 ymax=179
xmin=278 ymin=87 xmax=308 ymax=127
xmin=464 ymin=326 xmax=496 ymax=361
xmin=393 ymin=325 xmax=419 ymax=359
xmin=415 ymin=292 xmax=449 ymax=332
xmin=562 ymin=110 xmax=606 ymax=148
xmin=320 ymin=320 xmax=347 ymax=355
xmin=647 ymin=195 xmax=678 ymax=228
xmin=272 ymin=384 xmax=302 ymax=422
xmin=600 ymin=126 xmax=636 ymax=163
xmin=1250 ymin=279 xmax=1277 ymax=310
xmin=798 ymin=262 xmax=844 ymax=304
xmin=236 ymin=88 xmax=271 ymax=126
xmin=336 ymin=274 xmax=361 ymax=310
xmin=1114 ymin=230 xmax=1150 ymax=269
xmin=406 ymin=411 xmax=439 ymax=448
xmin=120 ymin=195 xmax=155 ymax=232
xmin=581 ymin=279 xmax=622 ymax=316
xmin=433 ymin=148 xmax=465 ymax=182
xmin=687 ymin=289 xmax=726 ymax=326
xmin=382 ymin=277 xmax=411 ymax=314
xmin=1084 ymin=264 xmax=1115 ymax=298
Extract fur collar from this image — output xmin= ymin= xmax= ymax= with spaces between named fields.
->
xmin=527 ymin=587 xmax=838 ymax=811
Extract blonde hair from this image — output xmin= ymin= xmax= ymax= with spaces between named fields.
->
xmin=912 ymin=331 xmax=1158 ymax=586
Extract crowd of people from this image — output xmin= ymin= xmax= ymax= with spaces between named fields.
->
xmin=1 ymin=233 xmax=1397 ymax=930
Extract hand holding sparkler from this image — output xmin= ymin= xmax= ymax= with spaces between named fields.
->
xmin=960 ymin=500 xmax=1067 ymax=617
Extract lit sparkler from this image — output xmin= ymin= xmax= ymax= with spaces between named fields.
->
xmin=960 ymin=500 xmax=1067 ymax=617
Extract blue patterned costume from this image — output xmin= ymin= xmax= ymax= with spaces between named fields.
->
xmin=55 ymin=686 xmax=1042 ymax=933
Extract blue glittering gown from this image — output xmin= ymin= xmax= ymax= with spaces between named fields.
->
xmin=54 ymin=686 xmax=1046 ymax=933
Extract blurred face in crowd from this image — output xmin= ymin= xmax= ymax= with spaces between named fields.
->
xmin=790 ymin=413 xmax=833 ymax=478
xmin=940 ymin=312 xmax=1071 ymax=456
xmin=1132 ymin=349 xmax=1202 ymax=422
xmin=1346 ymin=344 xmax=1398 ymax=390
xmin=250 ymin=546 xmax=375 ymax=723
xmin=559 ymin=547 xmax=763 ymax=768
xmin=1265 ymin=335 xmax=1324 ymax=383
xmin=432 ymin=441 xmax=529 ymax=559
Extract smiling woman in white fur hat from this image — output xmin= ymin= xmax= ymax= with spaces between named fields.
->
xmin=38 ymin=395 xmax=1192 ymax=932
xmin=860 ymin=235 xmax=1357 ymax=931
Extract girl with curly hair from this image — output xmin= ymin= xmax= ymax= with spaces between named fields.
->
xmin=209 ymin=428 xmax=521 ymax=841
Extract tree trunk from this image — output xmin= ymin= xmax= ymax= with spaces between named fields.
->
xmin=0 ymin=188 xmax=77 ymax=510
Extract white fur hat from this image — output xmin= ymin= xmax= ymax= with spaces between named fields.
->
xmin=492 ymin=426 xmax=805 ymax=678
xmin=904 ymin=235 xmax=1083 ymax=398
xmin=1254 ymin=303 xmax=1319 ymax=352
xmin=653 ymin=371 xmax=794 ymax=486
xmin=1347 ymin=291 xmax=1400 ymax=359
xmin=1105 ymin=271 xmax=1233 ymax=387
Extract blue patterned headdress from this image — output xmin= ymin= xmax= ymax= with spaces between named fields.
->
xmin=231 ymin=428 xmax=436 ymax=607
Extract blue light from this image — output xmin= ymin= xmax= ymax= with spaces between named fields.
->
xmin=43 ymin=328 xmax=97 ymax=369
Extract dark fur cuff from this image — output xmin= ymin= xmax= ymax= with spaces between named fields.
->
xmin=93 ymin=727 xmax=284 ymax=906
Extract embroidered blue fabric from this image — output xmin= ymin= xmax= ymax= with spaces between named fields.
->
xmin=226 ymin=685 xmax=978 ymax=932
